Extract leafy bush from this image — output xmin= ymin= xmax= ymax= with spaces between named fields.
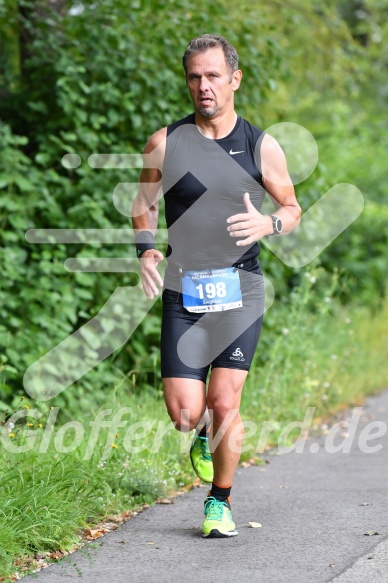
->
xmin=0 ymin=0 xmax=387 ymax=408
xmin=0 ymin=0 xmax=282 ymax=405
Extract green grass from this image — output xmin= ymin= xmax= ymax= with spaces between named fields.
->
xmin=241 ymin=267 xmax=388 ymax=450
xmin=1 ymin=267 xmax=387 ymax=580
xmin=0 ymin=392 xmax=194 ymax=579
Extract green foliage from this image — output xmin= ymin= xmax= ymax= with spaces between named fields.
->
xmin=0 ymin=0 xmax=387 ymax=406
xmin=242 ymin=269 xmax=388 ymax=448
xmin=0 ymin=120 xmax=138 ymax=404
xmin=0 ymin=0 xmax=283 ymax=403
xmin=319 ymin=202 xmax=388 ymax=304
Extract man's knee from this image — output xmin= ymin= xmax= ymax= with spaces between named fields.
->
xmin=166 ymin=404 xmax=205 ymax=432
xmin=163 ymin=377 xmax=206 ymax=432
xmin=206 ymin=368 xmax=246 ymax=425
xmin=206 ymin=395 xmax=240 ymax=425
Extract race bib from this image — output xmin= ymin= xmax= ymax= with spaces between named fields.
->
xmin=181 ymin=267 xmax=243 ymax=313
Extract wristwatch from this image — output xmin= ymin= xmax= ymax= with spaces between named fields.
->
xmin=271 ymin=215 xmax=283 ymax=235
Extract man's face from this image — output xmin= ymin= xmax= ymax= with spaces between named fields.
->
xmin=185 ymin=48 xmax=241 ymax=119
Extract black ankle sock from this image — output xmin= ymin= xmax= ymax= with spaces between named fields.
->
xmin=210 ymin=482 xmax=231 ymax=502
xmin=197 ymin=424 xmax=208 ymax=438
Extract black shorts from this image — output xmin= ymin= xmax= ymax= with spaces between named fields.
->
xmin=161 ymin=259 xmax=265 ymax=382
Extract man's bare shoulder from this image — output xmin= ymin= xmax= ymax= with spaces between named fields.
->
xmin=144 ymin=127 xmax=168 ymax=154
xmin=260 ymin=132 xmax=285 ymax=160
xmin=260 ymin=132 xmax=293 ymax=188
xmin=142 ymin=127 xmax=167 ymax=172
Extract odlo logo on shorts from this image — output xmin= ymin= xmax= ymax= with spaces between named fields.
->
xmin=230 ymin=347 xmax=245 ymax=362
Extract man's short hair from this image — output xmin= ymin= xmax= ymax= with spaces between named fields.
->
xmin=182 ymin=34 xmax=239 ymax=76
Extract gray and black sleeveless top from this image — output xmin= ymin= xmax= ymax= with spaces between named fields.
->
xmin=162 ymin=113 xmax=267 ymax=289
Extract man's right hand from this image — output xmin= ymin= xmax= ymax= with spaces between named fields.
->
xmin=139 ymin=249 xmax=164 ymax=299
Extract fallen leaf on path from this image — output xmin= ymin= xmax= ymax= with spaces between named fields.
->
xmin=364 ymin=530 xmax=379 ymax=536
xmin=85 ymin=528 xmax=104 ymax=540
xmin=106 ymin=514 xmax=125 ymax=522
xmin=158 ymin=498 xmax=174 ymax=504
xmin=248 ymin=522 xmax=262 ymax=528
xmin=49 ymin=550 xmax=66 ymax=560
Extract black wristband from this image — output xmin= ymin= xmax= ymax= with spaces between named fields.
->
xmin=135 ymin=231 xmax=155 ymax=258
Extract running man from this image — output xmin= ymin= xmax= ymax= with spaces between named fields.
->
xmin=132 ymin=34 xmax=301 ymax=538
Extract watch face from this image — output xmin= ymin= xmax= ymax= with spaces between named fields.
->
xmin=272 ymin=215 xmax=282 ymax=234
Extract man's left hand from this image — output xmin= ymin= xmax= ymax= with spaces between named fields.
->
xmin=226 ymin=192 xmax=273 ymax=246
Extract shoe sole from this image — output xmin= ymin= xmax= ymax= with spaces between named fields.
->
xmin=189 ymin=445 xmax=213 ymax=484
xmin=202 ymin=529 xmax=238 ymax=538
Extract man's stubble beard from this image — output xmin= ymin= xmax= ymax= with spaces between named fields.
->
xmin=197 ymin=104 xmax=219 ymax=118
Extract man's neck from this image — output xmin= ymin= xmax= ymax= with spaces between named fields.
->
xmin=194 ymin=111 xmax=238 ymax=140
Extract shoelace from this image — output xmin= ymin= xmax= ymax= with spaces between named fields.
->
xmin=197 ymin=436 xmax=212 ymax=461
xmin=204 ymin=496 xmax=229 ymax=521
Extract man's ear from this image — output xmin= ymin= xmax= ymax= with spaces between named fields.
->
xmin=231 ymin=69 xmax=242 ymax=91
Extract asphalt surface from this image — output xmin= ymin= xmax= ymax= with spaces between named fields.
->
xmin=22 ymin=390 xmax=388 ymax=583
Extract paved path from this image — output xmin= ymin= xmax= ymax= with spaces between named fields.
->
xmin=22 ymin=390 xmax=388 ymax=583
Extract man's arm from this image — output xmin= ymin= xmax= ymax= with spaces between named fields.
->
xmin=261 ymin=133 xmax=301 ymax=234
xmin=132 ymin=127 xmax=166 ymax=298
xmin=226 ymin=133 xmax=302 ymax=245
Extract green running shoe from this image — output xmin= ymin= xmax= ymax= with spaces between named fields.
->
xmin=189 ymin=435 xmax=213 ymax=483
xmin=202 ymin=496 xmax=238 ymax=538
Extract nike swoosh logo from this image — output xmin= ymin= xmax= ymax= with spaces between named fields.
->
xmin=229 ymin=149 xmax=245 ymax=155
